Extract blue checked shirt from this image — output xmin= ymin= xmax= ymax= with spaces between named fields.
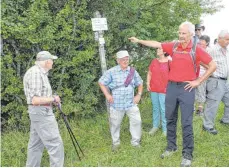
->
xmin=99 ymin=65 xmax=143 ymax=110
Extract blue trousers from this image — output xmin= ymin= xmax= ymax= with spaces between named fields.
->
xmin=150 ymin=92 xmax=167 ymax=132
xmin=165 ymin=81 xmax=195 ymax=159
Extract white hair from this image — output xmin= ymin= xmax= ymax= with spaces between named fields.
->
xmin=179 ymin=21 xmax=195 ymax=36
xmin=218 ymin=30 xmax=229 ymax=38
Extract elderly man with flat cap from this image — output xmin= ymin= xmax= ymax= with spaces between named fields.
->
xmin=23 ymin=51 xmax=64 ymax=167
xmin=98 ymin=50 xmax=143 ymax=151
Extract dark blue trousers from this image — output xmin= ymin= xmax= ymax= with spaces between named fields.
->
xmin=165 ymin=81 xmax=195 ymax=159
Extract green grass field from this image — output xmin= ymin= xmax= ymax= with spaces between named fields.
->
xmin=1 ymin=97 xmax=229 ymax=167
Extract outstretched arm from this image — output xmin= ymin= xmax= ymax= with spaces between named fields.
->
xmin=129 ymin=37 xmax=162 ymax=48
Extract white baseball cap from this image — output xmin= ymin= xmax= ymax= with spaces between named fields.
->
xmin=36 ymin=51 xmax=58 ymax=61
xmin=116 ymin=50 xmax=129 ymax=59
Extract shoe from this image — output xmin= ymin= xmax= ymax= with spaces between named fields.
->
xmin=149 ymin=127 xmax=159 ymax=135
xmin=196 ymin=110 xmax=203 ymax=116
xmin=161 ymin=149 xmax=177 ymax=159
xmin=202 ymin=126 xmax=218 ymax=135
xmin=220 ymin=120 xmax=229 ymax=125
xmin=162 ymin=131 xmax=167 ymax=137
xmin=112 ymin=144 xmax=120 ymax=152
xmin=196 ymin=110 xmax=200 ymax=115
xmin=180 ymin=157 xmax=192 ymax=167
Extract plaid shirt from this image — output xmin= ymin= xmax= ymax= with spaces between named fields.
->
xmin=99 ymin=65 xmax=143 ymax=110
xmin=23 ymin=64 xmax=53 ymax=104
xmin=208 ymin=43 xmax=228 ymax=78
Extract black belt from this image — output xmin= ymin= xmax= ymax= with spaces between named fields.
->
xmin=210 ymin=76 xmax=227 ymax=81
xmin=169 ymin=81 xmax=186 ymax=85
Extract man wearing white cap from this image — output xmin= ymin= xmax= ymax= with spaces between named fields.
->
xmin=23 ymin=51 xmax=64 ymax=167
xmin=98 ymin=50 xmax=143 ymax=151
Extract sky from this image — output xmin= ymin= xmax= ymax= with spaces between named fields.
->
xmin=201 ymin=0 xmax=229 ymax=45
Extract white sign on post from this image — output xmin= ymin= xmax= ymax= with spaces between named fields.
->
xmin=91 ymin=18 xmax=108 ymax=31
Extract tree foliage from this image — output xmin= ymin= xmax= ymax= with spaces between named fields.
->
xmin=1 ymin=0 xmax=222 ymax=130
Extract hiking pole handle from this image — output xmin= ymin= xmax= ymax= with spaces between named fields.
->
xmin=57 ymin=103 xmax=68 ymax=121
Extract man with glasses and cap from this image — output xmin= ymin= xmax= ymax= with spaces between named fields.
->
xmin=98 ymin=50 xmax=143 ymax=151
xmin=23 ymin=51 xmax=64 ymax=167
xmin=194 ymin=24 xmax=205 ymax=41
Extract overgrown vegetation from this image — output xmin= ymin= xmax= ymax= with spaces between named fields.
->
xmin=1 ymin=99 xmax=229 ymax=167
xmin=1 ymin=0 xmax=223 ymax=130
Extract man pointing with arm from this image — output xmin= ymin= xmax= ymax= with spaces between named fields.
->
xmin=129 ymin=21 xmax=216 ymax=167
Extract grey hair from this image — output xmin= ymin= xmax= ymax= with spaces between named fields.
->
xmin=179 ymin=21 xmax=195 ymax=36
xmin=218 ymin=30 xmax=229 ymax=38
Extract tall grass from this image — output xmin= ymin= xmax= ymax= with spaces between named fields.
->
xmin=1 ymin=97 xmax=229 ymax=167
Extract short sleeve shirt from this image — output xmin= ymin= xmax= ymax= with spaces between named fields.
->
xmin=23 ymin=65 xmax=53 ymax=104
xmin=161 ymin=41 xmax=212 ymax=82
xmin=99 ymin=65 xmax=143 ymax=110
xmin=148 ymin=59 xmax=169 ymax=93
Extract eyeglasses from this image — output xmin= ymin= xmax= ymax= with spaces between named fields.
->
xmin=195 ymin=29 xmax=202 ymax=31
xmin=119 ymin=58 xmax=129 ymax=62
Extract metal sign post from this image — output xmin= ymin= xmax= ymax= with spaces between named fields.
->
xmin=92 ymin=11 xmax=110 ymax=112
xmin=92 ymin=11 xmax=108 ymax=74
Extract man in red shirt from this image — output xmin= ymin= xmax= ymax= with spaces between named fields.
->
xmin=129 ymin=21 xmax=216 ymax=167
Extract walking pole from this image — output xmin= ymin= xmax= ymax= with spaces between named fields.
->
xmin=57 ymin=103 xmax=84 ymax=160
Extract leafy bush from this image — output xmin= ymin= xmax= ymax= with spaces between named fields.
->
xmin=1 ymin=0 xmax=222 ymax=130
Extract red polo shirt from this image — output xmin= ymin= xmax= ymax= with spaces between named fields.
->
xmin=161 ymin=41 xmax=212 ymax=82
